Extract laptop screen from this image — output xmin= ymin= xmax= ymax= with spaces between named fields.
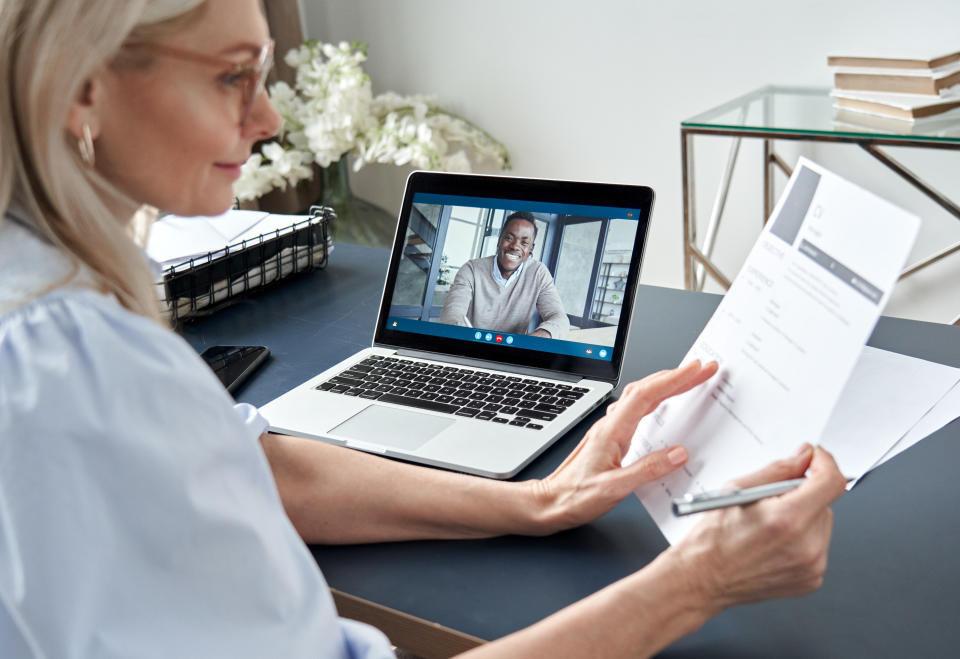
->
xmin=375 ymin=172 xmax=653 ymax=382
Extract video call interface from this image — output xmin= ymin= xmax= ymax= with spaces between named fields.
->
xmin=386 ymin=193 xmax=643 ymax=361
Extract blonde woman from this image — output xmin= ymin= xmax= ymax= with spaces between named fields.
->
xmin=0 ymin=1 xmax=847 ymax=656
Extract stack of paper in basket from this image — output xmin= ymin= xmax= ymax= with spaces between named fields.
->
xmin=829 ymin=48 xmax=960 ymax=122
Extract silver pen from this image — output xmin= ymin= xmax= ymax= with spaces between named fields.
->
xmin=671 ymin=478 xmax=806 ymax=516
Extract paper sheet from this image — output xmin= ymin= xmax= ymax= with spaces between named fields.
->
xmin=146 ymin=215 xmax=227 ymax=264
xmin=206 ymin=210 xmax=269 ymax=242
xmin=625 ymin=158 xmax=920 ymax=545
xmin=146 ymin=210 xmax=305 ymax=268
xmin=819 ymin=346 xmax=960 ymax=487
xmin=234 ymin=212 xmax=310 ymax=242
xmin=872 ymin=380 xmax=960 ymax=470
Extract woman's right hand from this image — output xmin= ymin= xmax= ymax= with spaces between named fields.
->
xmin=670 ymin=444 xmax=848 ymax=613
xmin=459 ymin=445 xmax=847 ymax=658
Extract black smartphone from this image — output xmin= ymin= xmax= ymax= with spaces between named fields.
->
xmin=200 ymin=345 xmax=270 ymax=393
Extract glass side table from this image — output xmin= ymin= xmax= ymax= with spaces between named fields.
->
xmin=681 ymin=85 xmax=960 ymax=325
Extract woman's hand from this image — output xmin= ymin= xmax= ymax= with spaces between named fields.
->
xmin=526 ymin=360 xmax=718 ymax=535
xmin=669 ymin=444 xmax=847 ymax=613
xmin=264 ymin=361 xmax=718 ymax=544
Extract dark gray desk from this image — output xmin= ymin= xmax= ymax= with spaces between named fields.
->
xmin=182 ymin=243 xmax=960 ymax=658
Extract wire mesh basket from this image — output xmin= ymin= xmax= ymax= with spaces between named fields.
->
xmin=158 ymin=205 xmax=333 ymax=324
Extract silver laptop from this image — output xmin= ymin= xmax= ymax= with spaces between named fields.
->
xmin=261 ymin=172 xmax=654 ymax=478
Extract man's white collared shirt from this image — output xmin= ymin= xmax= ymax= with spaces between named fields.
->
xmin=491 ymin=256 xmax=524 ymax=287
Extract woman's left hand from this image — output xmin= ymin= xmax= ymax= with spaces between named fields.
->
xmin=264 ymin=360 xmax=715 ymax=545
xmin=525 ymin=360 xmax=718 ymax=535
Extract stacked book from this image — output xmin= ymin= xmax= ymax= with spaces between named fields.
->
xmin=828 ymin=49 xmax=960 ymax=122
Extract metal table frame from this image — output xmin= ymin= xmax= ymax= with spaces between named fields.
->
xmin=681 ymin=86 xmax=960 ymax=325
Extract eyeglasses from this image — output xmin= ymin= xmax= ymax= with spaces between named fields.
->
xmin=123 ymin=39 xmax=275 ymax=126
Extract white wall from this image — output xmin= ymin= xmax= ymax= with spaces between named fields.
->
xmin=299 ymin=0 xmax=960 ymax=324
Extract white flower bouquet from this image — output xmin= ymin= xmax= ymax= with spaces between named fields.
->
xmin=235 ymin=40 xmax=510 ymax=202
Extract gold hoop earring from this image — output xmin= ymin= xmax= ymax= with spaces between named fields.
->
xmin=78 ymin=123 xmax=95 ymax=166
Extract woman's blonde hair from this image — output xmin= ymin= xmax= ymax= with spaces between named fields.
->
xmin=0 ymin=0 xmax=208 ymax=323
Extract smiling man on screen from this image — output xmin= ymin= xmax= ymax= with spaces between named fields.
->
xmin=439 ymin=212 xmax=569 ymax=338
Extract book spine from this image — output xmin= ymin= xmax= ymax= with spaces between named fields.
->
xmin=834 ymin=71 xmax=960 ymax=95
xmin=911 ymin=100 xmax=960 ymax=118
xmin=836 ymin=97 xmax=912 ymax=120
xmin=930 ymin=52 xmax=960 ymax=69
xmin=826 ymin=52 xmax=960 ymax=70
xmin=837 ymin=96 xmax=960 ymax=120
xmin=827 ymin=56 xmax=928 ymax=70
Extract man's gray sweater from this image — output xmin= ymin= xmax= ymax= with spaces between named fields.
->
xmin=438 ymin=255 xmax=569 ymax=338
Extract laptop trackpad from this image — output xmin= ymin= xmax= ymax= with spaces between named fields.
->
xmin=332 ymin=405 xmax=455 ymax=451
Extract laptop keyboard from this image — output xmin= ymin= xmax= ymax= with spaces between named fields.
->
xmin=314 ymin=355 xmax=589 ymax=430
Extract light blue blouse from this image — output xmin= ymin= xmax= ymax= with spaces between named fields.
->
xmin=0 ymin=218 xmax=394 ymax=658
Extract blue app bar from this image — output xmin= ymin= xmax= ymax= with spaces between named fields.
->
xmin=412 ymin=193 xmax=641 ymax=221
xmin=386 ymin=317 xmax=614 ymax=361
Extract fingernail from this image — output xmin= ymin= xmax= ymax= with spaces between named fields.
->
xmin=667 ymin=446 xmax=688 ymax=465
xmin=793 ymin=443 xmax=813 ymax=459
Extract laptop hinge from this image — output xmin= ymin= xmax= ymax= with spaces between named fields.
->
xmin=393 ymin=348 xmax=586 ymax=383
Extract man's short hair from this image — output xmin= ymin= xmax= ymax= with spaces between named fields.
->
xmin=500 ymin=211 xmax=538 ymax=240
